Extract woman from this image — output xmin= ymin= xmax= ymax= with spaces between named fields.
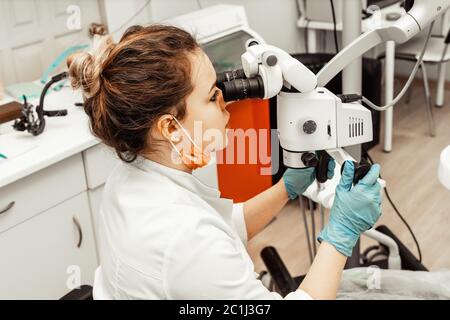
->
xmin=68 ymin=25 xmax=382 ymax=300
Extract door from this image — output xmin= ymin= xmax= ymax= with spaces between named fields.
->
xmin=0 ymin=0 xmax=102 ymax=86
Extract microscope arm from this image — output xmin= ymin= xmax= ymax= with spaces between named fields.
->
xmin=316 ymin=29 xmax=383 ymax=87
xmin=316 ymin=0 xmax=449 ymax=88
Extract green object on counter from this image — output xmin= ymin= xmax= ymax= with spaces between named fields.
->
xmin=0 ymin=153 xmax=7 ymax=159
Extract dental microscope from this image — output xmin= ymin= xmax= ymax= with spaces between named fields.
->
xmin=217 ymin=0 xmax=449 ymax=185
xmin=217 ymin=0 xmax=449 ymax=270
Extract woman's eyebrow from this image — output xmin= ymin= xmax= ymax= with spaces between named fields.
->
xmin=209 ymin=79 xmax=217 ymax=92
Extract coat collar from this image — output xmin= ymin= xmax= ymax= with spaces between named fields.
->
xmin=132 ymin=156 xmax=221 ymax=198
xmin=132 ymin=156 xmax=235 ymax=232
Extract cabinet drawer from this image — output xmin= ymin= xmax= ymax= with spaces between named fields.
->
xmin=0 ymin=154 xmax=86 ymax=234
xmin=82 ymin=144 xmax=119 ymax=189
xmin=0 ymin=192 xmax=98 ymax=299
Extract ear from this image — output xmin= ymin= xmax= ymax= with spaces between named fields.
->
xmin=157 ymin=114 xmax=180 ymax=142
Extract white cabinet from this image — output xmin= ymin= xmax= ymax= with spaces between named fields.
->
xmin=0 ymin=154 xmax=86 ymax=234
xmin=0 ymin=192 xmax=97 ymax=299
xmin=0 ymin=143 xmax=117 ymax=299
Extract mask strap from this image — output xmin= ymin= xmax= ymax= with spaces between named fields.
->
xmin=171 ymin=115 xmax=203 ymax=151
xmin=168 ymin=137 xmax=183 ymax=158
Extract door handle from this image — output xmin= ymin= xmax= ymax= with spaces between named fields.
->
xmin=0 ymin=201 xmax=15 ymax=215
xmin=72 ymin=216 xmax=83 ymax=248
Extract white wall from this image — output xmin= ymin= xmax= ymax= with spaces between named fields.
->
xmin=2 ymin=0 xmax=448 ymax=88
xmin=147 ymin=0 xmax=450 ymax=82
xmin=100 ymin=0 xmax=153 ymax=42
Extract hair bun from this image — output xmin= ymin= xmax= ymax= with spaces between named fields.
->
xmin=67 ymin=35 xmax=116 ymax=98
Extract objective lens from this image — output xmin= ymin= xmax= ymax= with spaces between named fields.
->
xmin=221 ymin=76 xmax=265 ymax=102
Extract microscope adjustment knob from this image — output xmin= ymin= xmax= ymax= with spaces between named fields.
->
xmin=340 ymin=160 xmax=373 ymax=185
xmin=301 ymin=152 xmax=318 ymax=168
xmin=265 ymin=55 xmax=278 ymax=66
xmin=303 ymin=120 xmax=317 ymax=134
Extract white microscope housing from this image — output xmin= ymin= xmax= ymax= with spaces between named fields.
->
xmin=277 ymin=87 xmax=373 ymax=168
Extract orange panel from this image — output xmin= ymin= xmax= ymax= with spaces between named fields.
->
xmin=217 ymin=99 xmax=272 ymax=202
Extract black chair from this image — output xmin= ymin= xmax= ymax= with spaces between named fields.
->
xmin=60 ymin=285 xmax=93 ymax=300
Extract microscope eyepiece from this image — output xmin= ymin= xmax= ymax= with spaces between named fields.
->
xmin=219 ymin=76 xmax=265 ymax=102
xmin=217 ymin=69 xmax=265 ymax=102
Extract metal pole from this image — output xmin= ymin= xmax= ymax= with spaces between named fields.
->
xmin=299 ymin=196 xmax=314 ymax=264
xmin=383 ymin=41 xmax=395 ymax=152
xmin=342 ymin=0 xmax=362 ymax=94
xmin=342 ymin=0 xmax=363 ymax=267
xmin=309 ymin=199 xmax=317 ymax=256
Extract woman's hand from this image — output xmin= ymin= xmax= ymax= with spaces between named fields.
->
xmin=318 ymin=161 xmax=382 ymax=257
xmin=282 ymin=159 xmax=336 ymax=200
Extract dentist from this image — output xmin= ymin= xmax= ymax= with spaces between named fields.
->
xmin=67 ymin=24 xmax=382 ymax=300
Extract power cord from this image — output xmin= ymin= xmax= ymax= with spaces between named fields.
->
xmin=304 ymin=20 xmax=310 ymax=54
xmin=362 ymin=21 xmax=435 ymax=111
xmin=295 ymin=0 xmax=302 ymax=19
xmin=363 ymin=148 xmax=423 ymax=262
xmin=330 ymin=0 xmax=339 ymax=53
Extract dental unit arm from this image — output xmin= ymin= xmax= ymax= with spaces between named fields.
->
xmin=317 ymin=0 xmax=449 ymax=87
xmin=218 ymin=0 xmax=450 ymax=184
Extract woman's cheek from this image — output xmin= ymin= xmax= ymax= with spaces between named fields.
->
xmin=203 ymin=126 xmax=228 ymax=152
xmin=218 ymin=128 xmax=230 ymax=151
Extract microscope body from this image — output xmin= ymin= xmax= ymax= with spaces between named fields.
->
xmin=277 ymin=87 xmax=373 ymax=169
xmin=216 ymin=0 xmax=449 ymax=183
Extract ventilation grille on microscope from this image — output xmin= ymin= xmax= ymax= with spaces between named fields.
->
xmin=348 ymin=117 xmax=364 ymax=138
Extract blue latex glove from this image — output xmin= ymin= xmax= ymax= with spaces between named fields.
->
xmin=283 ymin=159 xmax=336 ymax=200
xmin=318 ymin=161 xmax=382 ymax=257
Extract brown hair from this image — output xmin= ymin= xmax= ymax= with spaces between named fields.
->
xmin=67 ymin=25 xmax=199 ymax=162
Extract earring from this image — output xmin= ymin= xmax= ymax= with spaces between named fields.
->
xmin=171 ymin=133 xmax=180 ymax=142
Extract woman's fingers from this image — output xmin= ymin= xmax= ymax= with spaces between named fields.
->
xmin=338 ymin=161 xmax=355 ymax=191
xmin=358 ymin=164 xmax=381 ymax=186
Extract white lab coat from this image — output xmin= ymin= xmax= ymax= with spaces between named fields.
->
xmin=93 ymin=157 xmax=311 ymax=300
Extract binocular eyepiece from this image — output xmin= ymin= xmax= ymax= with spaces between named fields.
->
xmin=216 ymin=69 xmax=265 ymax=102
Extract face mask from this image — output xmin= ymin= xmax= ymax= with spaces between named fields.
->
xmin=168 ymin=116 xmax=211 ymax=170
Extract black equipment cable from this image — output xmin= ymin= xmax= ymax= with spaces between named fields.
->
xmin=304 ymin=20 xmax=310 ymax=53
xmin=364 ymin=149 xmax=423 ymax=262
xmin=330 ymin=0 xmax=339 ymax=53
